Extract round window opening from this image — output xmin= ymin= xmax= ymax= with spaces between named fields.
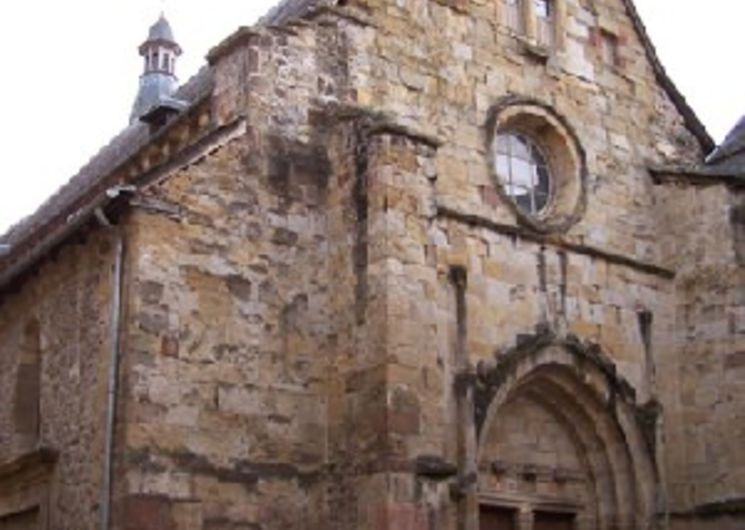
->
xmin=488 ymin=100 xmax=587 ymax=233
xmin=495 ymin=133 xmax=553 ymax=215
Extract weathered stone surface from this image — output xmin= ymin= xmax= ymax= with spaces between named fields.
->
xmin=0 ymin=230 xmax=116 ymax=530
xmin=0 ymin=0 xmax=742 ymax=529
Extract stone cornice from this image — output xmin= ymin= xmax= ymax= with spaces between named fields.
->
xmin=437 ymin=206 xmax=675 ymax=279
xmin=649 ymin=166 xmax=745 ymax=189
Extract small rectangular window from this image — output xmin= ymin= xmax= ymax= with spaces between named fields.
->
xmin=601 ymin=31 xmax=620 ymax=67
xmin=535 ymin=0 xmax=554 ymax=48
xmin=502 ymin=0 xmax=524 ymax=34
xmin=535 ymin=0 xmax=551 ymax=18
xmin=14 ymin=319 xmax=42 ymax=442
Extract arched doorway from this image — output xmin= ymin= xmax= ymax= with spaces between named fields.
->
xmin=474 ymin=340 xmax=657 ymax=530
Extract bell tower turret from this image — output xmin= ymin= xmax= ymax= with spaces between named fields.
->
xmin=129 ymin=14 xmax=183 ymax=124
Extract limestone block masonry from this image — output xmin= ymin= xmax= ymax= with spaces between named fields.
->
xmin=0 ymin=0 xmax=742 ymax=529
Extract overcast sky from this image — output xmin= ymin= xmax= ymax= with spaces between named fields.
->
xmin=0 ymin=1 xmax=741 ymax=234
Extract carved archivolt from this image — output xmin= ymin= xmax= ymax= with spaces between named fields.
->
xmin=475 ymin=333 xmax=658 ymax=530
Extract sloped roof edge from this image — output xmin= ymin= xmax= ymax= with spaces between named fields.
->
xmin=0 ymin=68 xmax=214 ymax=291
xmin=621 ymin=0 xmax=715 ymax=154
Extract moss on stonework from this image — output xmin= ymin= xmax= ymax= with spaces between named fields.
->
xmin=472 ymin=326 xmax=640 ymax=437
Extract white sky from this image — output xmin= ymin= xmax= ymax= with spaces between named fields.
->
xmin=0 ymin=1 xmax=742 ymax=234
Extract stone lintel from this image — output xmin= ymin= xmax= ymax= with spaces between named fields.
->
xmin=0 ymin=448 xmax=58 ymax=480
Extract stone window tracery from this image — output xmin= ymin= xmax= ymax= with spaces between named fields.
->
xmin=487 ymin=99 xmax=587 ymax=233
xmin=495 ymin=133 xmax=552 ymax=214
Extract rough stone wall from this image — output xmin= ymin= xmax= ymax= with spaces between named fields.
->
xmin=348 ymin=127 xmax=667 ymax=527
xmin=118 ymin=15 xmax=454 ymax=528
xmin=115 ymin=20 xmax=351 ymax=530
xmin=346 ymin=130 xmax=452 ymax=530
xmin=0 ymin=228 xmax=117 ymax=530
xmin=189 ymin=0 xmax=721 ymax=527
xmin=321 ymin=122 xmax=401 ymax=530
xmin=2 ymin=1 xmax=737 ymax=530
xmin=654 ymin=182 xmax=745 ymax=528
xmin=320 ymin=0 xmax=714 ymax=527
xmin=344 ymin=0 xmax=703 ymax=263
xmin=117 ymin=140 xmax=333 ymax=529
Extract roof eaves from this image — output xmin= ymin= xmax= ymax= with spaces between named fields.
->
xmin=0 ymin=68 xmax=214 ymax=288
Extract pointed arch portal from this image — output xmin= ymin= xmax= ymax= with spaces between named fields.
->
xmin=473 ymin=336 xmax=657 ymax=530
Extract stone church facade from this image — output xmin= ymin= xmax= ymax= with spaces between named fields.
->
xmin=0 ymin=0 xmax=742 ymax=529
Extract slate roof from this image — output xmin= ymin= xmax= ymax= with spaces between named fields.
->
xmin=0 ymin=66 xmax=212 ymax=249
xmin=148 ymin=15 xmax=177 ymax=43
xmin=706 ymin=116 xmax=745 ymax=169
xmin=651 ymin=115 xmax=745 ymax=185
xmin=708 ymin=151 xmax=745 ymax=177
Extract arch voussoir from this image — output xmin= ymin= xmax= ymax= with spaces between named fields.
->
xmin=475 ymin=333 xmax=657 ymax=530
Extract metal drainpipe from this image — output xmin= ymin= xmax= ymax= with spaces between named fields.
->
xmin=97 ymin=207 xmax=125 ymax=530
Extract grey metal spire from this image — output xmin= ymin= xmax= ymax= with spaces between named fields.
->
xmin=129 ymin=14 xmax=184 ymax=124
